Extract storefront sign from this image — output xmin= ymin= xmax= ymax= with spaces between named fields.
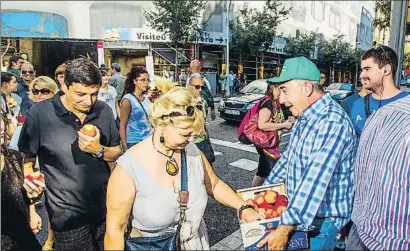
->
xmin=97 ymin=41 xmax=104 ymax=67
xmin=103 ymin=41 xmax=149 ymax=50
xmin=104 ymin=27 xmax=171 ymax=42
xmin=196 ymin=31 xmax=226 ymax=45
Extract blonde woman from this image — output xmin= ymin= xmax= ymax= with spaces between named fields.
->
xmin=28 ymin=76 xmax=59 ymax=103
xmin=105 ymin=87 xmax=260 ymax=250
xmin=10 ymin=76 xmax=58 ymax=250
xmin=10 ymin=76 xmax=59 ymax=150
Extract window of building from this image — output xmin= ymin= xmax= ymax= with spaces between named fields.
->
xmin=350 ymin=21 xmax=357 ymax=42
xmin=329 ymin=9 xmax=341 ymax=30
xmin=205 ymin=2 xmax=224 ymax=33
xmin=359 ymin=23 xmax=366 ymax=42
xmin=335 ymin=15 xmax=341 ymax=30
xmin=89 ymin=2 xmax=144 ymax=39
xmin=311 ymin=1 xmax=324 ymax=21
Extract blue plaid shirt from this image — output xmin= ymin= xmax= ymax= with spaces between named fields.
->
xmin=264 ymin=94 xmax=357 ymax=231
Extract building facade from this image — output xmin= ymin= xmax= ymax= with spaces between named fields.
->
xmin=1 ymin=1 xmax=226 ymax=79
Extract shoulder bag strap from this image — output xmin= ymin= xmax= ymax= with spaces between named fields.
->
xmin=177 ymin=150 xmax=189 ymax=232
xmin=131 ymin=93 xmax=149 ymax=121
xmin=364 ymin=94 xmax=371 ymax=118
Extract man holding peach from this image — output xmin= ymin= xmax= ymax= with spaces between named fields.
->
xmin=18 ymin=58 xmax=121 ymax=251
xmin=259 ymin=57 xmax=357 ymax=251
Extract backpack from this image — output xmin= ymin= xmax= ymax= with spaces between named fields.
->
xmin=237 ymin=96 xmax=270 ymax=144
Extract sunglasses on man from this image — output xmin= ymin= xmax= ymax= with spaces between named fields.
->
xmin=22 ymin=70 xmax=34 ymax=75
xmin=32 ymin=88 xmax=51 ymax=95
xmin=190 ymin=84 xmax=204 ymax=90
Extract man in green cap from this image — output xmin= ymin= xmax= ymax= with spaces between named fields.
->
xmin=257 ymin=57 xmax=358 ymax=251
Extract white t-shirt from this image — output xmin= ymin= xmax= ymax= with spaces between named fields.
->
xmin=98 ymin=85 xmax=118 ymax=119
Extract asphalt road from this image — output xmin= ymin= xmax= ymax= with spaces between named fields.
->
xmin=201 ymin=105 xmax=292 ymax=246
xmin=203 ymin=116 xmax=255 ymax=246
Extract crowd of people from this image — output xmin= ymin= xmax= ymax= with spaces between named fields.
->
xmin=0 ymin=44 xmax=409 ymax=251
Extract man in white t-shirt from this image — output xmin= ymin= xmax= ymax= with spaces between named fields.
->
xmin=185 ymin=60 xmax=216 ymax=120
xmin=99 ymin=70 xmax=121 ymax=127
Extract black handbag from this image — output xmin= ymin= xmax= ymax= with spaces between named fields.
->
xmin=124 ymin=150 xmax=189 ymax=251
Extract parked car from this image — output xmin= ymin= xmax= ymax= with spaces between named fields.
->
xmin=326 ymin=83 xmax=356 ymax=103
xmin=218 ymin=79 xmax=267 ymax=122
xmin=401 ymin=70 xmax=410 ymax=87
xmin=218 ymin=79 xmax=354 ymax=122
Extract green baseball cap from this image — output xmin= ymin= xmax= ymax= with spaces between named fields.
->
xmin=267 ymin=56 xmax=320 ymax=85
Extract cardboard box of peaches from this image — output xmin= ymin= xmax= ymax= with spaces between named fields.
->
xmin=237 ymin=183 xmax=308 ymax=251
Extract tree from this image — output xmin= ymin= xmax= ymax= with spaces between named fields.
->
xmin=374 ymin=0 xmax=391 ymax=30
xmin=316 ymin=35 xmax=363 ymax=82
xmin=145 ymin=0 xmax=208 ymax=47
xmin=373 ymin=0 xmax=391 ymax=43
xmin=318 ymin=35 xmax=349 ymax=67
xmin=285 ymin=31 xmax=322 ymax=58
xmin=230 ymin=0 xmax=291 ymax=62
xmin=403 ymin=51 xmax=410 ymax=69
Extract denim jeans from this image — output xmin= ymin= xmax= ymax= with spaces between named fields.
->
xmin=309 ymin=218 xmax=339 ymax=251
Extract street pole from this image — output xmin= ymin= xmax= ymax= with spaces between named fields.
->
xmin=355 ymin=42 xmax=360 ymax=89
xmin=389 ymin=0 xmax=408 ymax=88
xmin=226 ymin=0 xmax=231 ymax=95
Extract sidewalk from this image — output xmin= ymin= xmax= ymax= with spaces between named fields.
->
xmin=210 ymin=229 xmax=244 ymax=250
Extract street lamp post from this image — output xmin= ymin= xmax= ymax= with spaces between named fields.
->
xmin=389 ymin=0 xmax=408 ymax=88
xmin=355 ymin=42 xmax=361 ymax=89
xmin=225 ymin=0 xmax=231 ymax=96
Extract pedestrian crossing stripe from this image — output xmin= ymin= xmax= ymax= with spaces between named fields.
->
xmin=214 ymin=151 xmax=222 ymax=156
xmin=229 ymin=158 xmax=258 ymax=171
xmin=210 ymin=138 xmax=257 ymax=153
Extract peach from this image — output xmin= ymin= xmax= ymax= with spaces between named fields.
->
xmin=257 ymin=208 xmax=267 ymax=216
xmin=81 ymin=124 xmax=96 ymax=137
xmin=26 ymin=171 xmax=45 ymax=184
xmin=254 ymin=194 xmax=265 ymax=206
xmin=264 ymin=190 xmax=278 ymax=204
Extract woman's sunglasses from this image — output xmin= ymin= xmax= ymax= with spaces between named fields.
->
xmin=162 ymin=105 xmax=203 ymax=119
xmin=32 ymin=88 xmax=51 ymax=95
xmin=22 ymin=70 xmax=34 ymax=75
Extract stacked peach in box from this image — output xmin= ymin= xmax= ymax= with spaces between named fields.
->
xmin=237 ymin=183 xmax=308 ymax=251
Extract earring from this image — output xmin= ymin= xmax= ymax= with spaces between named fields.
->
xmin=160 ymin=135 xmax=165 ymax=143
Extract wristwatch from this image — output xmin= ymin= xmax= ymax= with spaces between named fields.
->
xmin=238 ymin=204 xmax=254 ymax=219
xmin=92 ymin=146 xmax=104 ymax=158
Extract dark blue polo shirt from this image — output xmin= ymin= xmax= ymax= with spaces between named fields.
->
xmin=18 ymin=93 xmax=120 ymax=231
xmin=15 ymin=78 xmax=34 ymax=116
